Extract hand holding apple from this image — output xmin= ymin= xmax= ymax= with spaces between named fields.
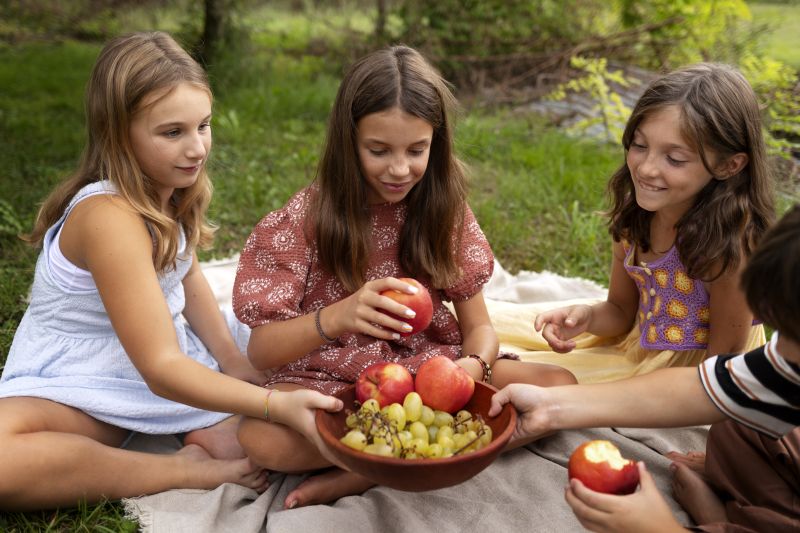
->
xmin=414 ymin=356 xmax=475 ymax=413
xmin=379 ymin=278 xmax=433 ymax=336
xmin=355 ymin=361 xmax=415 ymax=408
xmin=568 ymin=440 xmax=640 ymax=495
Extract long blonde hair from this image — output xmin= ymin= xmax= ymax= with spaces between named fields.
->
xmin=25 ymin=31 xmax=215 ymax=272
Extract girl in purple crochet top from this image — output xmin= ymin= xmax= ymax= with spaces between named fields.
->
xmin=534 ymin=63 xmax=774 ymax=379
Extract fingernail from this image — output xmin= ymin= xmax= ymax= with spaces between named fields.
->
xmin=287 ymin=499 xmax=298 ymax=509
xmin=407 ymin=284 xmax=418 ymax=294
xmin=405 ymin=309 xmax=416 ymax=318
xmin=392 ymin=333 xmax=400 ymax=340
xmin=402 ymin=324 xmax=413 ymax=331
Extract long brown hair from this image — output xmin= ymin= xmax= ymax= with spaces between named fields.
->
xmin=25 ymin=31 xmax=215 ymax=272
xmin=607 ymin=63 xmax=774 ymax=280
xmin=309 ymin=45 xmax=468 ymax=292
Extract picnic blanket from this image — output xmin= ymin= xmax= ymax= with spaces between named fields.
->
xmin=123 ymin=258 xmax=708 ymax=532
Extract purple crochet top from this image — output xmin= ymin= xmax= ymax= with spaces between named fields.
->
xmin=623 ymin=241 xmax=709 ymax=350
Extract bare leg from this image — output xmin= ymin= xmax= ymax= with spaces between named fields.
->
xmin=671 ymin=462 xmax=727 ymax=525
xmin=0 ymin=397 xmax=267 ymax=511
xmin=491 ymin=359 xmax=578 ymax=389
xmin=184 ymin=415 xmax=246 ymax=459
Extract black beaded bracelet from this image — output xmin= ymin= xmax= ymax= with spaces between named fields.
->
xmin=459 ymin=354 xmax=492 ymax=384
xmin=315 ymin=308 xmax=337 ymax=343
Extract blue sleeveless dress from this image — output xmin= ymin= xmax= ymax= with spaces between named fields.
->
xmin=0 ymin=181 xmax=240 ymax=434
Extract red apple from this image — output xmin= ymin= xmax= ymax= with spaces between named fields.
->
xmin=355 ymin=362 xmax=415 ymax=408
xmin=568 ymin=440 xmax=640 ymax=495
xmin=414 ymin=356 xmax=475 ymax=413
xmin=379 ymin=278 xmax=433 ymax=336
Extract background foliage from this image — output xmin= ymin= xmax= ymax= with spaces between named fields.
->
xmin=0 ymin=1 xmax=798 ymax=530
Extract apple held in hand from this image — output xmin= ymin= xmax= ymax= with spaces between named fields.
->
xmin=355 ymin=362 xmax=415 ymax=408
xmin=414 ymin=356 xmax=475 ymax=413
xmin=568 ymin=440 xmax=640 ymax=495
xmin=380 ymin=278 xmax=433 ymax=336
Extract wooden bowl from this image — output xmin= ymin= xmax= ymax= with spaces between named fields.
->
xmin=315 ymin=381 xmax=516 ymax=492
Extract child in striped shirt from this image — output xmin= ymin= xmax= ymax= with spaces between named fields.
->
xmin=490 ymin=204 xmax=800 ymax=532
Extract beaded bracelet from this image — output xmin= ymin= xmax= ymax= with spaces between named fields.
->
xmin=315 ymin=308 xmax=337 ymax=343
xmin=459 ymin=354 xmax=492 ymax=384
xmin=264 ymin=389 xmax=275 ymax=422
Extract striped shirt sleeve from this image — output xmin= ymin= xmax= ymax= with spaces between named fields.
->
xmin=699 ymin=333 xmax=800 ymax=438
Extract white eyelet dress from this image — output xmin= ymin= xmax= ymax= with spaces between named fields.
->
xmin=0 ymin=181 xmax=238 ymax=434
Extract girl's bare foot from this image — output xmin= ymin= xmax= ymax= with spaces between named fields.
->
xmin=671 ymin=462 xmax=727 ymax=525
xmin=284 ymin=468 xmax=374 ymax=509
xmin=665 ymin=451 xmax=706 ymax=478
xmin=177 ymin=444 xmax=269 ymax=492
xmin=184 ymin=416 xmax=246 ymax=459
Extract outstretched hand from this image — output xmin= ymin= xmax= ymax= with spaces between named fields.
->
xmin=333 ymin=277 xmax=420 ymax=340
xmin=488 ymin=384 xmax=555 ymax=441
xmin=533 ymin=304 xmax=593 ymax=353
xmin=565 ymin=462 xmax=685 ymax=533
xmin=272 ymin=389 xmax=349 ymax=470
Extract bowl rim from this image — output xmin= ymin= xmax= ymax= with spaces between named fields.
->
xmin=315 ymin=381 xmax=517 ymax=467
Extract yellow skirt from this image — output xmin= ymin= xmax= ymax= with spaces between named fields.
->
xmin=486 ymin=297 xmax=766 ymax=384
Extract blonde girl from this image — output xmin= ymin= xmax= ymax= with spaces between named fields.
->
xmin=0 ymin=31 xmax=341 ymax=511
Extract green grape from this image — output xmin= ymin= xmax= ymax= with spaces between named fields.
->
xmin=425 ymin=443 xmax=444 ymax=458
xmin=408 ymin=421 xmax=429 ymax=444
xmin=427 ymin=424 xmax=439 ymax=443
xmin=345 ymin=412 xmax=359 ymax=429
xmin=432 ymin=410 xmax=454 ymax=428
xmin=406 ymin=437 xmax=428 ymax=455
xmin=363 ymin=442 xmax=394 ymax=457
xmin=384 ymin=402 xmax=407 ymax=429
xmin=436 ymin=425 xmax=454 ymax=443
xmin=361 ymin=398 xmax=380 ymax=413
xmin=479 ymin=425 xmax=492 ymax=446
xmin=420 ymin=405 xmax=435 ymax=426
xmin=340 ymin=430 xmax=367 ymax=451
xmin=452 ymin=433 xmax=469 ymax=450
xmin=397 ymin=430 xmax=413 ymax=446
xmin=455 ymin=410 xmax=472 ymax=425
xmin=402 ymin=392 xmax=423 ymax=422
xmin=437 ymin=435 xmax=455 ymax=451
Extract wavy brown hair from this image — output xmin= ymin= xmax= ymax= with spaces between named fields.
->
xmin=742 ymin=204 xmax=800 ymax=344
xmin=308 ymin=45 xmax=468 ymax=292
xmin=607 ymin=63 xmax=774 ymax=280
xmin=24 ymin=31 xmax=215 ymax=272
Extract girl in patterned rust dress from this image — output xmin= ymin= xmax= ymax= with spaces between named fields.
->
xmin=232 ymin=45 xmax=576 ymax=509
xmin=530 ymin=63 xmax=774 ymax=383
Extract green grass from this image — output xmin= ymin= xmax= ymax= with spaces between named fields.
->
xmin=750 ymin=2 xmax=800 ymax=69
xmin=0 ymin=1 xmax=798 ymax=530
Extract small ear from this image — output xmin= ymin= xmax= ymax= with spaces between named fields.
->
xmin=715 ymin=153 xmax=748 ymax=180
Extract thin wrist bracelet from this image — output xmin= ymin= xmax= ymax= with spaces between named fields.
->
xmin=459 ymin=353 xmax=492 ymax=384
xmin=315 ymin=308 xmax=337 ymax=343
xmin=264 ymin=389 xmax=275 ymax=422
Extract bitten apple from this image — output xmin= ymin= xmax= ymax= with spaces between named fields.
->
xmin=568 ymin=440 xmax=640 ymax=495
xmin=355 ymin=362 xmax=415 ymax=408
xmin=414 ymin=356 xmax=475 ymax=413
xmin=379 ymin=278 xmax=433 ymax=336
